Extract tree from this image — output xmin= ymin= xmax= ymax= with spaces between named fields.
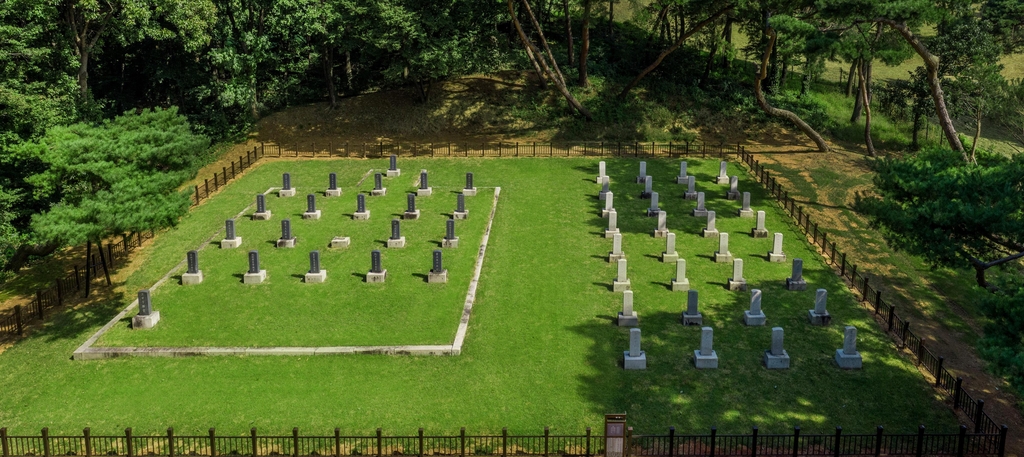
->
xmin=858 ymin=148 xmax=1024 ymax=289
xmin=876 ymin=67 xmax=933 ymax=150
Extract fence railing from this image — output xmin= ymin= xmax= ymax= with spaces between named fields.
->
xmin=254 ymin=140 xmax=742 ymax=159
xmin=738 ymin=150 xmax=1008 ymax=440
xmin=0 ymin=425 xmax=1006 ymax=457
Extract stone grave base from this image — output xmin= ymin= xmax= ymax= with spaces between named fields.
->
xmin=692 ymin=209 xmax=708 ymax=217
xmin=305 ymin=271 xmax=327 ymax=283
xmin=623 ymin=351 xmax=647 ymax=370
xmin=601 ymin=209 xmax=612 ymax=218
xmin=726 ymin=191 xmax=740 ymax=200
xmin=653 ymin=229 xmax=669 ymax=238
xmin=605 ymin=229 xmax=620 ymax=239
xmin=453 ymin=211 xmax=468 ymax=220
xmin=387 ymin=237 xmax=406 ymax=248
xmin=428 ymin=270 xmax=448 ymax=283
xmin=617 ymin=312 xmax=638 ymax=327
xmin=751 ymin=229 xmax=769 ymax=238
xmin=598 ymin=191 xmax=608 ymax=201
xmin=612 ymin=279 xmax=631 ymax=292
xmin=279 ymin=189 xmax=296 ymax=197
xmin=716 ymin=176 xmax=730 ymax=184
xmin=325 ymin=189 xmax=342 ymax=197
xmin=714 ymin=252 xmax=733 ymax=263
xmin=386 ymin=169 xmax=401 ymax=178
xmin=182 ymin=271 xmax=204 ymax=285
xmin=682 ymin=312 xmax=703 ymax=326
xmin=739 ymin=209 xmax=754 ymax=218
xmin=366 ymin=270 xmax=387 ymax=283
xmin=646 ymin=208 xmax=661 ymax=217
xmin=764 ymin=350 xmax=791 ymax=369
xmin=243 ymin=270 xmax=267 ymax=284
xmin=727 ymin=278 xmax=747 ymax=291
xmin=370 ymin=188 xmax=387 ymax=196
xmin=635 ymin=176 xmax=647 ymax=183
xmin=276 ymin=238 xmax=296 ymax=248
xmin=671 ymin=278 xmax=690 ymax=292
xmin=835 ymin=350 xmax=863 ymax=369
xmin=597 ymin=175 xmax=607 ymax=183
xmin=463 ymin=188 xmax=478 ymax=196
xmin=132 ymin=311 xmax=161 ymax=330
xmin=417 ymin=187 xmax=433 ymax=197
xmin=442 ymin=238 xmax=459 ymax=248
xmin=694 ymin=350 xmax=718 ymax=369
xmin=330 ymin=237 xmax=351 ymax=248
xmin=808 ymin=311 xmax=832 ymax=326
xmin=609 ymin=253 xmax=625 ymax=263
xmin=403 ymin=210 xmax=421 ymax=220
xmin=786 ymin=278 xmax=807 ymax=291
xmin=639 ymin=192 xmax=651 ymax=199
xmin=352 ymin=211 xmax=370 ymax=220
xmin=303 ymin=210 xmax=322 ymax=220
xmin=252 ymin=211 xmax=272 ymax=221
xmin=221 ymin=237 xmax=242 ymax=248
xmin=769 ymin=252 xmax=787 ymax=263
xmin=662 ymin=252 xmax=679 ymax=263
xmin=684 ymin=192 xmax=697 ymax=200
xmin=744 ymin=311 xmax=766 ymax=326
xmin=675 ymin=175 xmax=688 ymax=184
xmin=702 ymin=229 xmax=720 ymax=238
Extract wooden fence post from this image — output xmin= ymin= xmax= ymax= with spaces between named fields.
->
xmin=35 ymin=291 xmax=43 ymax=319
xmin=334 ymin=428 xmax=340 ymax=457
xmin=376 ymin=428 xmax=382 ymax=457
xmin=250 ymin=428 xmax=258 ymax=457
xmin=1 ymin=427 xmax=8 ymax=457
xmin=15 ymin=305 xmax=23 ymax=336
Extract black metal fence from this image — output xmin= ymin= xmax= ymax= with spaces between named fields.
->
xmin=0 ymin=425 xmax=1007 ymax=457
xmin=254 ymin=140 xmax=742 ymax=159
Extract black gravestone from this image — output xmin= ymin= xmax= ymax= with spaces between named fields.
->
xmin=371 ymin=250 xmax=382 ymax=273
xmin=357 ymin=194 xmax=366 ymax=213
xmin=466 ymin=172 xmax=474 ymax=189
xmin=307 ymin=194 xmax=316 ymax=212
xmin=390 ymin=219 xmax=401 ymax=240
xmin=389 ymin=154 xmax=397 ymax=171
xmin=407 ymin=193 xmax=416 ymax=212
xmin=328 ymin=173 xmax=338 ymax=190
xmin=446 ymin=219 xmax=455 ymax=240
xmin=282 ymin=173 xmax=292 ymax=190
xmin=256 ymin=194 xmax=266 ymax=213
xmin=225 ymin=219 xmax=236 ymax=239
xmin=432 ymin=250 xmax=443 ymax=273
xmin=309 ymin=250 xmax=321 ymax=274
xmin=419 ymin=171 xmax=428 ymax=189
xmin=248 ymin=250 xmax=260 ymax=273
xmin=186 ymin=250 xmax=199 ymax=274
xmin=457 ymin=193 xmax=466 ymax=212
xmin=138 ymin=290 xmax=152 ymax=315
xmin=374 ymin=173 xmax=383 ymax=190
xmin=282 ymin=219 xmax=292 ymax=240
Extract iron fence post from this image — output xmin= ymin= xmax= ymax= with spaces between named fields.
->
xmin=750 ymin=426 xmax=757 ymax=457
xmin=874 ymin=291 xmax=882 ymax=312
xmin=168 ymin=428 xmax=174 ymax=457
xmin=668 ymin=427 xmax=674 ymax=457
xmin=935 ymin=357 xmax=945 ymax=386
xmin=873 ymin=426 xmax=882 ymax=457
xmin=376 ymin=428 xmax=382 ymax=457
xmin=125 ymin=428 xmax=132 ymax=457
xmin=502 ymin=428 xmax=507 ymax=457
xmin=43 ymin=427 xmax=50 ymax=457
xmin=334 ymin=428 xmax=340 ymax=457
xmin=974 ymin=400 xmax=985 ymax=433
xmin=833 ymin=427 xmax=841 ymax=457
xmin=418 ymin=428 xmax=423 ymax=457
xmin=953 ymin=377 xmax=963 ymax=409
xmin=250 ymin=428 xmax=257 ymax=457
xmin=544 ymin=427 xmax=549 ymax=457
xmin=460 ymin=427 xmax=465 ymax=457
xmin=585 ymin=427 xmax=590 ymax=457
xmin=915 ymin=425 xmax=925 ymax=457
xmin=209 ymin=428 xmax=216 ymax=457
xmin=901 ymin=321 xmax=911 ymax=347
xmin=84 ymin=428 xmax=91 ymax=457
xmin=709 ymin=427 xmax=716 ymax=457
xmin=1 ymin=427 xmax=7 ymax=457
xmin=956 ymin=425 xmax=966 ymax=457
xmin=998 ymin=425 xmax=1008 ymax=457
xmin=292 ymin=428 xmax=299 ymax=457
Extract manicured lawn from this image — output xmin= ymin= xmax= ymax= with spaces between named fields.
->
xmin=0 ymin=157 xmax=957 ymax=437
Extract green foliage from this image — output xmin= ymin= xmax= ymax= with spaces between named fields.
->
xmin=20 ymin=107 xmax=209 ymax=245
xmin=978 ymin=275 xmax=1024 ymax=394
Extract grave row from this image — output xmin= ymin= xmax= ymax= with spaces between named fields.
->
xmin=252 ymin=185 xmax=470 ymax=222
xmin=223 ymin=217 xmax=462 ymax=251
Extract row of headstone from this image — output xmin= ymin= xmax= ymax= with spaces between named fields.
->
xmin=233 ymin=248 xmax=449 ymax=284
xmin=220 ymin=216 xmax=460 ymax=251
xmin=251 ymin=191 xmax=469 ymax=222
xmin=622 ymin=324 xmax=862 ymax=370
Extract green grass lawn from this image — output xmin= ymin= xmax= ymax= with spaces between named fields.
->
xmin=0 ymin=157 xmax=958 ymax=436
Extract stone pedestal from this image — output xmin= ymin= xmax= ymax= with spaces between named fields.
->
xmin=325 ymin=189 xmax=342 ymax=197
xmin=807 ymin=310 xmax=832 ymax=326
xmin=751 ymin=229 xmax=769 ymax=238
xmin=769 ymin=252 xmax=787 ymax=263
xmin=598 ymin=191 xmax=608 ymax=201
xmin=694 ymin=350 xmax=718 ymax=369
xmin=132 ymin=311 xmax=161 ymax=329
xmin=601 ymin=209 xmax=612 ymax=218
xmin=675 ymin=175 xmax=688 ymax=184
xmin=386 ymin=169 xmax=401 ymax=178
xmin=612 ymin=279 xmax=631 ymax=292
xmin=442 ymin=238 xmax=460 ymax=248
xmin=182 ymin=271 xmax=204 ymax=285
xmin=352 ymin=211 xmax=370 ymax=220
xmin=702 ymin=228 xmax=719 ymax=238
xmin=682 ymin=312 xmax=703 ymax=326
xmin=221 ymin=237 xmax=242 ymax=248
xmin=835 ymin=349 xmax=863 ymax=369
xmin=684 ymin=191 xmax=697 ymax=200
xmin=252 ymin=211 xmax=272 ymax=221
xmin=453 ymin=211 xmax=468 ymax=220
xmin=764 ymin=350 xmax=790 ymax=369
xmin=366 ymin=270 xmax=387 ymax=283
xmin=244 ymin=270 xmax=267 ymax=284
xmin=716 ymin=176 xmax=730 ymax=184
xmin=403 ymin=210 xmax=421 ymax=220
xmin=727 ymin=278 xmax=747 ymax=291
xmin=305 ymin=270 xmax=327 ymax=283
xmin=387 ymin=237 xmax=406 ymax=248
xmin=653 ymin=229 xmax=669 ymax=238
xmin=370 ymin=188 xmax=387 ymax=196
xmin=662 ymin=252 xmax=678 ymax=263
xmin=302 ymin=210 xmax=322 ymax=220
xmin=744 ymin=311 xmax=766 ymax=326
xmin=617 ymin=311 xmax=638 ymax=327
xmin=428 ymin=270 xmax=448 ymax=283
xmin=715 ymin=252 xmax=733 ymax=263
xmin=739 ymin=209 xmax=754 ymax=217
xmin=726 ymin=191 xmax=740 ymax=200
xmin=417 ymin=187 xmax=433 ymax=197
xmin=276 ymin=238 xmax=296 ymax=248
xmin=463 ymin=188 xmax=478 ymax=196
xmin=605 ymin=228 xmax=620 ymax=239
xmin=330 ymin=237 xmax=351 ymax=248
xmin=671 ymin=278 xmax=690 ymax=292
xmin=692 ymin=209 xmax=708 ymax=217
xmin=646 ymin=208 xmax=661 ymax=217
xmin=786 ymin=278 xmax=807 ymax=291
xmin=623 ymin=351 xmax=647 ymax=370
xmin=279 ymin=189 xmax=296 ymax=197
xmin=609 ymin=253 xmax=625 ymax=263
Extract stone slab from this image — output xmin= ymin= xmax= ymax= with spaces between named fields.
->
xmin=675 ymin=176 xmax=688 ymax=184
xmin=220 ymin=237 xmax=242 ymax=248
xmin=305 ymin=270 xmax=327 ymax=283
xmin=623 ymin=351 xmax=647 ymax=370
xmin=182 ymin=271 xmax=204 ymax=285
xmin=653 ymin=229 xmax=669 ymax=238
xmin=330 ymin=237 xmax=351 ymax=248
xmin=727 ymin=279 xmax=747 ymax=291
xmin=694 ymin=350 xmax=718 ymax=369
xmin=715 ymin=253 xmax=734 ymax=263
xmin=132 ymin=311 xmax=161 ymax=329
xmin=428 ymin=269 xmax=448 ymax=283
xmin=453 ymin=211 xmax=468 ymax=220
xmin=609 ymin=253 xmax=626 ymax=263
xmin=764 ymin=350 xmax=790 ymax=369
xmin=692 ymin=209 xmax=708 ymax=217
xmin=279 ymin=189 xmax=296 ymax=197
xmin=387 ymin=237 xmax=406 ymax=248
xmin=417 ymin=187 xmax=433 ymax=197
xmin=463 ymin=188 xmax=478 ymax=196
xmin=366 ymin=269 xmax=387 ymax=283
xmin=684 ymin=192 xmax=697 ymax=200
xmin=386 ymin=169 xmax=401 ymax=177
xmin=605 ymin=229 xmax=620 ymax=239
xmin=716 ymin=176 xmax=730 ymax=184
xmin=325 ymin=189 xmax=342 ymax=197
xmin=252 ymin=211 xmax=272 ymax=221
xmin=671 ymin=279 xmax=690 ymax=292
xmin=786 ymin=278 xmax=807 ymax=291
xmin=370 ymin=188 xmax=387 ymax=197
xmin=751 ymin=229 xmax=769 ymax=238
xmin=769 ymin=253 xmax=787 ymax=263
xmin=302 ymin=210 xmax=322 ymax=220
xmin=617 ymin=312 xmax=638 ymax=327
xmin=682 ymin=313 xmax=703 ymax=326
xmin=403 ymin=210 xmax=421 ymax=220
xmin=743 ymin=311 xmax=766 ymax=326
xmin=276 ymin=238 xmax=296 ymax=248
xmin=702 ymin=229 xmax=720 ymax=238
xmin=243 ymin=270 xmax=267 ymax=284
xmin=835 ymin=349 xmax=863 ymax=369
xmin=808 ymin=310 xmax=832 ymax=326
xmin=352 ymin=211 xmax=370 ymax=220
xmin=613 ymin=279 xmax=632 ymax=292
xmin=739 ymin=209 xmax=754 ymax=218
xmin=662 ymin=252 xmax=679 ymax=263
xmin=726 ymin=191 xmax=740 ymax=200
xmin=442 ymin=238 xmax=460 ymax=248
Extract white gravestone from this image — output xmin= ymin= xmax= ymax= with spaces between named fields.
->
xmin=692 ymin=192 xmax=708 ymax=217
xmin=647 ymin=192 xmax=660 ymax=216
xmin=609 ymin=232 xmax=625 ymax=263
xmin=597 ymin=161 xmax=607 ymax=183
xmin=727 ymin=258 xmax=747 ymax=291
xmin=808 ymin=288 xmax=832 ymax=325
xmin=671 ymin=259 xmax=690 ymax=291
xmin=715 ymin=233 xmax=733 ymax=263
xmin=605 ymin=210 xmax=620 ymax=238
xmin=835 ymin=326 xmax=863 ymax=369
xmin=662 ymin=232 xmax=679 ymax=263
xmin=738 ymin=192 xmax=754 ymax=217
xmin=618 ymin=290 xmax=638 ymax=326
xmin=682 ymin=289 xmax=702 ymax=325
xmin=599 ymin=176 xmax=610 ymax=201
xmin=694 ymin=327 xmax=718 ymax=369
xmin=623 ymin=328 xmax=647 ymax=370
xmin=769 ymin=233 xmax=786 ymax=262
xmin=636 ymin=161 xmax=647 ymax=183
xmin=675 ymin=161 xmax=689 ymax=184
xmin=654 ymin=211 xmax=669 ymax=238
xmin=764 ymin=327 xmax=791 ymax=369
xmin=613 ymin=258 xmax=631 ymax=292
xmin=684 ymin=176 xmax=697 ymax=200
xmin=726 ymin=176 xmax=740 ymax=200
xmin=716 ymin=161 xmax=729 ymax=184
xmin=786 ymin=258 xmax=808 ymax=291
xmin=602 ymin=191 xmax=614 ymax=218
xmin=641 ymin=176 xmax=653 ymax=199
xmin=702 ymin=211 xmax=720 ymax=238
xmin=744 ymin=288 xmax=767 ymax=326
xmin=751 ymin=211 xmax=769 ymax=238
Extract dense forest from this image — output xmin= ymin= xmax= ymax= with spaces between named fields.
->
xmin=2 ymin=0 xmax=1024 ymax=388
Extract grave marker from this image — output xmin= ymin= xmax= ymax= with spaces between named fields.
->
xmin=764 ymin=327 xmax=791 ymax=369
xmin=694 ymin=327 xmax=718 ymax=369
xmin=305 ymin=250 xmax=327 ymax=283
xmin=769 ymin=233 xmax=786 ymax=262
xmin=353 ymin=193 xmax=370 ymax=220
xmin=636 ymin=161 xmax=647 ymax=183
xmin=617 ymin=290 xmax=638 ymax=326
xmin=279 ymin=173 xmax=296 ymax=197
xmin=404 ymin=193 xmax=421 ymax=220
xmin=684 ymin=176 xmax=697 ymax=200
xmin=326 ymin=173 xmax=342 ymax=197
xmin=692 ymin=192 xmax=708 ymax=217
xmin=442 ymin=218 xmax=460 ymax=248
xmin=221 ymin=219 xmax=242 ymax=248
xmin=182 ymin=250 xmax=204 ymax=285
xmin=387 ymin=154 xmax=401 ymax=177
xmin=463 ymin=172 xmax=478 ymax=196
xmin=738 ymin=192 xmax=754 ymax=217
xmin=751 ymin=211 xmax=769 ymax=238
xmin=602 ymin=191 xmax=614 ymax=218
xmin=599 ymin=176 xmax=610 ymax=201
xmin=641 ymin=176 xmax=653 ymax=199
xmin=417 ymin=169 xmax=433 ymax=196
xmin=253 ymin=194 xmax=272 ymax=220
xmin=728 ymin=258 xmax=747 ymax=291
xmin=702 ymin=211 xmax=720 ymax=238
xmin=613 ymin=258 xmax=631 ymax=292
xmin=371 ymin=173 xmax=387 ymax=196
xmin=716 ymin=161 xmax=729 ymax=184
xmin=808 ymin=289 xmax=832 ymax=325
xmin=786 ymin=258 xmax=808 ymax=290
xmin=132 ymin=289 xmax=160 ymax=329
xmin=605 ymin=210 xmax=620 ymax=238
xmin=744 ymin=288 xmax=767 ymax=325
xmin=243 ymin=250 xmax=267 ymax=284
xmin=714 ymin=233 xmax=733 ymax=263
xmin=277 ymin=219 xmax=296 ymax=248
xmin=647 ymin=191 xmax=660 ymax=216
xmin=671 ymin=259 xmax=689 ymax=291
xmin=682 ymin=290 xmax=702 ymax=325
xmin=428 ymin=249 xmax=448 ymax=283
xmin=675 ymin=161 xmax=689 ymax=184
xmin=367 ymin=250 xmax=386 ymax=282
xmin=623 ymin=328 xmax=647 ymax=370
xmin=597 ymin=161 xmax=607 ymax=184
xmin=387 ymin=219 xmax=406 ymax=248
xmin=835 ymin=326 xmax=863 ymax=369
xmin=454 ymin=193 xmax=469 ymax=220
xmin=726 ymin=176 xmax=740 ymax=200
xmin=609 ymin=232 xmax=625 ymax=262
xmin=654 ymin=211 xmax=669 ymax=238
xmin=662 ymin=232 xmax=679 ymax=263
xmin=303 ymin=194 xmax=322 ymax=220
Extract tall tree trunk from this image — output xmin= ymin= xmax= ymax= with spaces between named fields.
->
xmin=83 ymin=240 xmax=92 ymax=298
xmin=564 ymin=0 xmax=574 ymax=66
xmin=859 ymin=62 xmax=876 ymax=156
xmin=98 ymin=240 xmax=111 ymax=286
xmin=520 ymin=0 xmax=566 ymax=86
xmin=720 ymin=16 xmax=733 ymax=69
xmin=845 ymin=60 xmax=857 ymax=97
xmin=851 ymin=58 xmax=864 ymax=122
xmin=325 ymin=47 xmax=338 ymax=109
xmin=618 ymin=5 xmax=732 ymax=98
xmin=649 ymin=5 xmax=669 ymax=46
xmin=78 ymin=52 xmax=90 ymax=99
xmin=755 ymin=28 xmax=831 ymax=152
xmin=345 ymin=51 xmax=353 ymax=92
xmin=971 ymin=105 xmax=982 ymax=162
xmin=700 ymin=22 xmax=720 ymax=86
xmin=579 ymin=0 xmax=590 ymax=87
xmin=511 ymin=6 xmax=549 ymax=89
xmin=911 ymin=111 xmax=922 ymax=150
xmin=878 ymin=19 xmax=965 ymax=154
